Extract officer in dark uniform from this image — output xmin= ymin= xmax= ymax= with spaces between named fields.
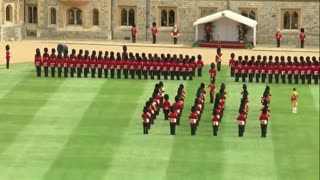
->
xmin=274 ymin=56 xmax=280 ymax=83
xmin=104 ymin=51 xmax=110 ymax=78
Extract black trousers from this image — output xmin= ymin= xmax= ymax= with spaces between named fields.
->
xmin=294 ymin=75 xmax=299 ymax=84
xmin=261 ymin=124 xmax=267 ymax=137
xmin=238 ymin=125 xmax=245 ymax=137
xmin=170 ymin=123 xmax=176 ymax=135
xmin=213 ymin=125 xmax=218 ymax=136
xmin=268 ymin=74 xmax=273 ymax=83
xmin=153 ymin=35 xmax=156 ymax=44
xmin=241 ymin=74 xmax=246 ymax=82
xmin=44 ymin=67 xmax=49 ymax=77
xmin=188 ymin=72 xmax=193 ymax=80
xmin=301 ymin=75 xmax=306 ymax=84
xmin=64 ymin=67 xmax=68 ymax=77
xmin=206 ymin=34 xmax=211 ymax=42
xmin=173 ymin=37 xmax=178 ymax=44
xmin=36 ymin=66 xmax=41 ymax=77
xmin=137 ymin=70 xmax=142 ymax=79
xmin=255 ymin=73 xmax=260 ymax=83
xmin=277 ymin=40 xmax=280 ymax=47
xmin=197 ymin=68 xmax=202 ymax=77
xmin=235 ymin=73 xmax=240 ymax=82
xmin=163 ymin=71 xmax=168 ymax=80
xmin=176 ymin=71 xmax=180 ymax=80
xmin=261 ymin=74 xmax=266 ymax=83
xmin=163 ymin=109 xmax=169 ymax=120
xmin=248 ymin=74 xmax=253 ymax=82
xmin=230 ymin=68 xmax=234 ymax=77
xmin=300 ymin=41 xmax=304 ymax=48
xmin=97 ymin=68 xmax=102 ymax=78
xmin=288 ymin=74 xmax=292 ymax=84
xmin=70 ymin=68 xmax=75 ymax=77
xmin=210 ymin=93 xmax=214 ymax=103
xmin=143 ymin=123 xmax=149 ymax=134
xmin=130 ymin=69 xmax=135 ymax=79
xmin=57 ymin=67 xmax=62 ymax=77
xmin=314 ymin=75 xmax=319 ymax=84
xmin=156 ymin=70 xmax=161 ymax=80
xmin=275 ymin=74 xmax=279 ymax=83
xmin=116 ymin=69 xmax=121 ymax=78
xmin=110 ymin=69 xmax=115 ymax=78
xmin=6 ymin=59 xmax=9 ymax=69
xmin=84 ymin=68 xmax=90 ymax=78
xmin=217 ymin=62 xmax=221 ymax=71
xmin=77 ymin=68 xmax=82 ymax=77
xmin=281 ymin=75 xmax=286 ymax=83
xmin=191 ymin=124 xmax=197 ymax=135
xmin=51 ymin=67 xmax=55 ymax=77
xmin=306 ymin=75 xmax=311 ymax=84
xmin=150 ymin=70 xmax=155 ymax=79
xmin=91 ymin=68 xmax=96 ymax=78
xmin=143 ymin=70 xmax=148 ymax=79
xmin=103 ymin=68 xmax=108 ymax=78
xmin=132 ymin=36 xmax=136 ymax=43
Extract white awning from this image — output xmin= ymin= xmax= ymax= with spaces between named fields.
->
xmin=193 ymin=10 xmax=257 ymax=28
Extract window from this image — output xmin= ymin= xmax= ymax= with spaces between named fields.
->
xmin=282 ymin=9 xmax=300 ymax=30
xmin=27 ymin=5 xmax=38 ymax=23
xmin=50 ymin=8 xmax=56 ymax=25
xmin=93 ymin=9 xmax=99 ymax=26
xmin=6 ymin=5 xmax=13 ymax=22
xmin=159 ymin=7 xmax=176 ymax=27
xmin=199 ymin=8 xmax=217 ymax=17
xmin=240 ymin=9 xmax=256 ymax=20
xmin=68 ymin=8 xmax=82 ymax=25
xmin=119 ymin=7 xmax=135 ymax=26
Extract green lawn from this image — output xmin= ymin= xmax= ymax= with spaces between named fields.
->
xmin=0 ymin=63 xmax=318 ymax=180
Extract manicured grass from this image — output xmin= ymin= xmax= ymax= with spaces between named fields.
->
xmin=0 ymin=63 xmax=318 ymax=180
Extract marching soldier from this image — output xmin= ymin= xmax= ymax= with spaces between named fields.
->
xmin=141 ymin=107 xmax=150 ymax=134
xmin=168 ymin=107 xmax=178 ymax=135
xmin=237 ymin=107 xmax=246 ymax=137
xmin=189 ymin=106 xmax=198 ymax=136
xmin=34 ymin=48 xmax=42 ymax=77
xmin=254 ymin=60 xmax=261 ymax=83
xmin=209 ymin=63 xmax=216 ymax=81
xmin=172 ymin=25 xmax=179 ymax=44
xmin=196 ymin=55 xmax=204 ymax=77
xmin=50 ymin=48 xmax=57 ymax=77
xmin=215 ymin=47 xmax=223 ymax=71
xmin=212 ymin=111 xmax=220 ymax=136
xmin=5 ymin=45 xmax=11 ymax=69
xmin=42 ymin=48 xmax=50 ymax=77
xmin=275 ymin=29 xmax=282 ymax=48
xmin=234 ymin=60 xmax=240 ymax=82
xmin=207 ymin=78 xmax=216 ymax=104
xmin=163 ymin=94 xmax=170 ymax=120
xmin=240 ymin=60 xmax=247 ymax=82
xmin=229 ymin=53 xmax=236 ymax=77
xmin=291 ymin=88 xmax=298 ymax=113
xmin=259 ymin=107 xmax=269 ymax=138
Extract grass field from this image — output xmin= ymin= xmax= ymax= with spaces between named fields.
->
xmin=0 ymin=63 xmax=318 ymax=180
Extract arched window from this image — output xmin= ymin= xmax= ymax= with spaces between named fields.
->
xmin=120 ymin=7 xmax=136 ymax=26
xmin=283 ymin=11 xmax=291 ymax=29
xmin=28 ymin=6 xmax=33 ymax=23
xmin=50 ymin=8 xmax=57 ymax=25
xmin=168 ymin=9 xmax=175 ymax=26
xmin=121 ymin=8 xmax=127 ymax=26
xmin=93 ymin=9 xmax=99 ymax=26
xmin=240 ymin=9 xmax=257 ymax=21
xmin=68 ymin=8 xmax=82 ymax=25
xmin=6 ymin=5 xmax=13 ymax=22
xmin=128 ymin=8 xmax=135 ymax=26
xmin=161 ymin=9 xmax=167 ymax=26
xmin=291 ymin=12 xmax=299 ymax=29
xmin=241 ymin=10 xmax=248 ymax=17
xmin=33 ymin=7 xmax=38 ymax=23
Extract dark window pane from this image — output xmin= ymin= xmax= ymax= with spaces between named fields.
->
xmin=161 ymin=9 xmax=167 ymax=26
xmin=168 ymin=10 xmax=175 ymax=27
xmin=121 ymin=8 xmax=127 ymax=26
xmin=128 ymin=9 xmax=135 ymax=26
xmin=33 ymin=7 xmax=38 ymax=23
xmin=241 ymin=10 xmax=248 ymax=17
xmin=28 ymin=6 xmax=32 ymax=23
xmin=68 ymin=9 xmax=75 ymax=24
xmin=76 ymin=9 xmax=82 ymax=25
xmin=283 ymin=12 xmax=290 ymax=29
xmin=51 ymin=8 xmax=56 ymax=24
xmin=249 ymin=11 xmax=255 ymax=20
xmin=93 ymin=9 xmax=99 ymax=25
xmin=6 ymin=5 xmax=11 ymax=21
xmin=291 ymin=12 xmax=298 ymax=29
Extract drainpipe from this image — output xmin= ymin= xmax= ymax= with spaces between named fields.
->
xmin=145 ymin=0 xmax=150 ymax=40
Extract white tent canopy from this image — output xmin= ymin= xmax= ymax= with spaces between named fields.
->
xmin=193 ymin=10 xmax=258 ymax=46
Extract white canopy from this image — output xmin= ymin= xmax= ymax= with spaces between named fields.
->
xmin=193 ymin=10 xmax=258 ymax=46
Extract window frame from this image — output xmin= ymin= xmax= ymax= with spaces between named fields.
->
xmin=26 ymin=5 xmax=38 ymax=24
xmin=49 ymin=7 xmax=57 ymax=25
xmin=5 ymin=4 xmax=13 ymax=22
xmin=239 ymin=8 xmax=258 ymax=21
xmin=158 ymin=6 xmax=177 ymax=28
xmin=118 ymin=6 xmax=136 ymax=27
xmin=93 ymin=8 xmax=99 ymax=26
xmin=67 ymin=7 xmax=83 ymax=25
xmin=281 ymin=9 xmax=301 ymax=30
xmin=198 ymin=7 xmax=218 ymax=18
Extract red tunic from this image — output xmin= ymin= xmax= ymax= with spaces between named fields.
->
xmin=163 ymin=100 xmax=170 ymax=110
xmin=208 ymin=83 xmax=216 ymax=94
xmin=142 ymin=112 xmax=150 ymax=123
xmin=212 ymin=115 xmax=220 ymax=126
xmin=215 ymin=53 xmax=223 ymax=63
xmin=151 ymin=27 xmax=158 ymax=36
xmin=6 ymin=51 xmax=10 ymax=60
xmin=209 ymin=68 xmax=217 ymax=78
xmin=237 ymin=113 xmax=246 ymax=125
xmin=131 ymin=27 xmax=137 ymax=36
xmin=275 ymin=32 xmax=282 ymax=40
xmin=299 ymin=33 xmax=306 ymax=41
xmin=196 ymin=60 xmax=204 ymax=69
xmin=35 ymin=56 xmax=42 ymax=66
xmin=168 ymin=112 xmax=178 ymax=124
xmin=189 ymin=112 xmax=198 ymax=125
xmin=259 ymin=113 xmax=269 ymax=125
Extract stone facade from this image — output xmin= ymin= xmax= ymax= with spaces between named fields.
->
xmin=0 ymin=0 xmax=319 ymax=46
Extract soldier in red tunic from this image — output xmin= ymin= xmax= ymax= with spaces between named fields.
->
xmin=212 ymin=110 xmax=220 ymax=136
xmin=189 ymin=106 xmax=198 ymax=136
xmin=76 ymin=49 xmax=83 ymax=78
xmin=259 ymin=107 xmax=269 ymax=138
xmin=196 ymin=55 xmax=204 ymax=77
xmin=131 ymin=24 xmax=137 ymax=43
xmin=229 ymin=53 xmax=236 ymax=77
xmin=83 ymin=50 xmax=90 ymax=78
xmin=171 ymin=25 xmax=179 ymax=44
xmin=42 ymin=48 xmax=50 ymax=77
xmin=162 ymin=94 xmax=170 ymax=120
xmin=299 ymin=28 xmax=306 ymax=48
xmin=90 ymin=51 xmax=97 ymax=78
xmin=204 ymin=24 xmax=212 ymax=42
xmin=168 ymin=107 xmax=178 ymax=135
xmin=254 ymin=59 xmax=261 ymax=83
xmin=237 ymin=106 xmax=246 ymax=137
xmin=274 ymin=56 xmax=280 ymax=83
xmin=215 ymin=47 xmax=223 ymax=71
xmin=313 ymin=60 xmax=319 ymax=84
xmin=69 ymin=49 xmax=77 ymax=78
xmin=151 ymin=22 xmax=158 ymax=44
xmin=5 ymin=45 xmax=10 ymax=69
xmin=34 ymin=48 xmax=42 ymax=77
xmin=275 ymin=29 xmax=282 ymax=47
xmin=97 ymin=51 xmax=103 ymax=78
xmin=141 ymin=107 xmax=150 ymax=134
xmin=207 ymin=78 xmax=216 ymax=104
xmin=50 ymin=48 xmax=57 ymax=77
xmin=267 ymin=56 xmax=274 ymax=83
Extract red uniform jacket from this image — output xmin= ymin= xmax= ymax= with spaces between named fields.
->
xmin=168 ymin=112 xmax=178 ymax=124
xmin=229 ymin=58 xmax=235 ymax=68
xmin=151 ymin=27 xmax=158 ymax=36
xmin=50 ymin=55 xmax=57 ymax=67
xmin=6 ymin=51 xmax=10 ymax=60
xmin=299 ymin=33 xmax=306 ymax=41
xmin=196 ymin=60 xmax=204 ymax=69
xmin=209 ymin=68 xmax=217 ymax=78
xmin=142 ymin=112 xmax=150 ymax=123
xmin=131 ymin=28 xmax=137 ymax=36
xmin=259 ymin=113 xmax=269 ymax=125
xmin=212 ymin=115 xmax=220 ymax=125
xmin=189 ymin=112 xmax=198 ymax=124
xmin=173 ymin=102 xmax=183 ymax=114
xmin=215 ymin=53 xmax=223 ymax=63
xmin=35 ymin=56 xmax=42 ymax=66
xmin=275 ymin=32 xmax=282 ymax=40
xmin=163 ymin=100 xmax=170 ymax=110
xmin=237 ymin=113 xmax=246 ymax=125
xmin=208 ymin=83 xmax=216 ymax=94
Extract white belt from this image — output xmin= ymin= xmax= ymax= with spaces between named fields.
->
xmin=212 ymin=121 xmax=219 ymax=126
xmin=238 ymin=121 xmax=245 ymax=125
xmin=169 ymin=118 xmax=177 ymax=123
xmin=190 ymin=119 xmax=197 ymax=123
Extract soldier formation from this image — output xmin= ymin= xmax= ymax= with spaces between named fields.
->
xmin=34 ymin=45 xmax=206 ymax=80
xmin=229 ymin=54 xmax=319 ymax=85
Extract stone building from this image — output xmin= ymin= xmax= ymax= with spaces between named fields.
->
xmin=0 ymin=0 xmax=319 ymax=46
